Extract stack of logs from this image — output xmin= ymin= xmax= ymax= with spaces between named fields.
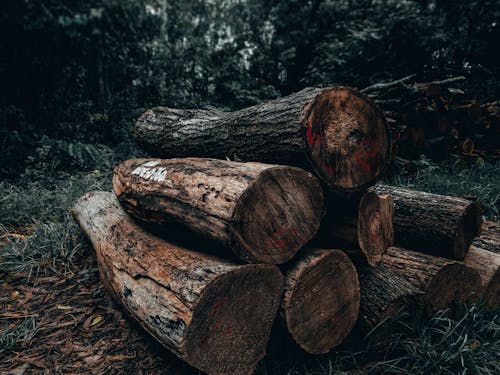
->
xmin=361 ymin=75 xmax=500 ymax=169
xmin=72 ymin=86 xmax=499 ymax=375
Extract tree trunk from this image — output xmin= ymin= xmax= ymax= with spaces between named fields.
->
xmin=358 ymin=263 xmax=425 ymax=339
xmin=134 ymin=86 xmax=390 ymax=195
xmin=464 ymin=221 xmax=500 ymax=308
xmin=471 ymin=220 xmax=499 ymax=254
xmin=72 ymin=191 xmax=284 ymax=375
xmin=280 ymin=249 xmax=360 ymax=354
xmin=113 ymin=158 xmax=323 ymax=265
xmin=373 ymin=185 xmax=482 ymax=260
xmin=317 ymin=191 xmax=394 ymax=266
xmin=380 ymin=247 xmax=481 ymax=312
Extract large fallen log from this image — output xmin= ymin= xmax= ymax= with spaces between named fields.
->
xmin=135 ymin=87 xmax=390 ymax=195
xmin=373 ymin=185 xmax=481 ymax=260
xmin=317 ymin=191 xmax=394 ymax=266
xmin=380 ymin=247 xmax=481 ymax=312
xmin=113 ymin=158 xmax=323 ymax=265
xmin=471 ymin=220 xmax=500 ymax=254
xmin=280 ymin=249 xmax=360 ymax=354
xmin=72 ymin=191 xmax=284 ymax=375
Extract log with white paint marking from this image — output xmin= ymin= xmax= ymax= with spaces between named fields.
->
xmin=280 ymin=249 xmax=360 ymax=354
xmin=72 ymin=191 xmax=284 ymax=375
xmin=134 ymin=87 xmax=390 ymax=195
xmin=113 ymin=157 xmax=323 ymax=264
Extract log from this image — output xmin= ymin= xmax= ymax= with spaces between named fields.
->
xmin=463 ymin=247 xmax=500 ymax=308
xmin=72 ymin=191 xmax=284 ymax=375
xmin=317 ymin=191 xmax=394 ymax=266
xmin=280 ymin=249 xmax=360 ymax=354
xmin=380 ymin=247 xmax=481 ymax=312
xmin=113 ymin=158 xmax=323 ymax=264
xmin=134 ymin=87 xmax=391 ymax=195
xmin=373 ymin=185 xmax=482 ymax=260
xmin=358 ymin=263 xmax=424 ymax=337
xmin=471 ymin=220 xmax=499 ymax=254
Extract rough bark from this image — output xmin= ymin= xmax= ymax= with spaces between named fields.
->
xmin=463 ymin=247 xmax=500 ymax=308
xmin=72 ymin=191 xmax=284 ymax=375
xmin=380 ymin=247 xmax=481 ymax=312
xmin=280 ymin=249 xmax=360 ymax=354
xmin=471 ymin=220 xmax=499 ymax=254
xmin=134 ymin=86 xmax=390 ymax=195
xmin=373 ymin=185 xmax=482 ymax=260
xmin=113 ymin=158 xmax=323 ymax=265
xmin=317 ymin=191 xmax=394 ymax=266
xmin=359 ymin=263 xmax=425 ymax=335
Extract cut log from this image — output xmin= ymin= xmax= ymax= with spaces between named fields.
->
xmin=134 ymin=87 xmax=390 ymax=195
xmin=380 ymin=247 xmax=481 ymax=312
xmin=471 ymin=220 xmax=500 ymax=254
xmin=72 ymin=191 xmax=284 ymax=375
xmin=317 ymin=191 xmax=394 ymax=266
xmin=280 ymin=249 xmax=360 ymax=354
xmin=113 ymin=158 xmax=323 ymax=264
xmin=373 ymin=185 xmax=482 ymax=260
xmin=358 ymin=263 xmax=424 ymax=337
xmin=463 ymin=246 xmax=500 ymax=308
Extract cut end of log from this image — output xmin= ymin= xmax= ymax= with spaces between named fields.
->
xmin=231 ymin=166 xmax=323 ymax=264
xmin=358 ymin=192 xmax=394 ymax=266
xmin=454 ymin=202 xmax=481 ymax=260
xmin=303 ymin=87 xmax=390 ymax=193
xmin=282 ymin=249 xmax=360 ymax=354
xmin=185 ymin=265 xmax=283 ymax=375
xmin=425 ymin=262 xmax=481 ymax=311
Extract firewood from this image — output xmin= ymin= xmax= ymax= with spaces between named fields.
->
xmin=72 ymin=191 xmax=284 ymax=375
xmin=113 ymin=158 xmax=323 ymax=265
xmin=463 ymin=247 xmax=499 ymax=308
xmin=471 ymin=220 xmax=499 ymax=254
xmin=373 ymin=185 xmax=482 ymax=260
xmin=380 ymin=247 xmax=481 ymax=312
xmin=317 ymin=191 xmax=394 ymax=266
xmin=358 ymin=263 xmax=424 ymax=337
xmin=280 ymin=249 xmax=360 ymax=354
xmin=134 ymin=87 xmax=391 ymax=195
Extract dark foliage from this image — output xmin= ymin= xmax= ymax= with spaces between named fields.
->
xmin=1 ymin=0 xmax=499 ymax=177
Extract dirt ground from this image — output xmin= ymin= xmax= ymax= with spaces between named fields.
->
xmin=0 ymin=245 xmax=198 ymax=375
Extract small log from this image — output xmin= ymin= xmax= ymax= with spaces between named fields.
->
xmin=317 ymin=192 xmax=394 ymax=266
xmin=471 ymin=220 xmax=499 ymax=254
xmin=381 ymin=247 xmax=481 ymax=311
xmin=463 ymin=246 xmax=500 ymax=308
xmin=373 ymin=185 xmax=482 ymax=260
xmin=281 ymin=249 xmax=360 ymax=354
xmin=113 ymin=158 xmax=323 ymax=264
xmin=359 ymin=263 xmax=424 ymax=336
xmin=134 ymin=87 xmax=391 ymax=195
xmin=72 ymin=191 xmax=284 ymax=375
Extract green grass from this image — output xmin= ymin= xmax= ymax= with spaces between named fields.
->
xmin=0 ymin=155 xmax=499 ymax=373
xmin=385 ymin=159 xmax=500 ymax=220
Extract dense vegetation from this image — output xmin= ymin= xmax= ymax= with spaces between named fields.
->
xmin=1 ymin=0 xmax=499 ymax=177
xmin=1 ymin=0 xmax=499 ymax=373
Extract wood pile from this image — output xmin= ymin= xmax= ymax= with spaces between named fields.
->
xmin=361 ymin=75 xmax=500 ymax=167
xmin=72 ymin=86 xmax=498 ymax=375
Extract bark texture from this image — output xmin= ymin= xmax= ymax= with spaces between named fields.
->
xmin=113 ymin=158 xmax=323 ymax=265
xmin=373 ymin=184 xmax=481 ymax=260
xmin=135 ymin=87 xmax=390 ymax=195
xmin=72 ymin=191 xmax=284 ymax=375
xmin=318 ymin=191 xmax=394 ymax=266
xmin=280 ymin=249 xmax=360 ymax=354
xmin=359 ymin=263 xmax=424 ymax=334
xmin=464 ymin=223 xmax=500 ymax=308
xmin=381 ymin=247 xmax=481 ymax=312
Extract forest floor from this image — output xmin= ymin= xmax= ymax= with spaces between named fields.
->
xmin=1 ymin=158 xmax=499 ymax=374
